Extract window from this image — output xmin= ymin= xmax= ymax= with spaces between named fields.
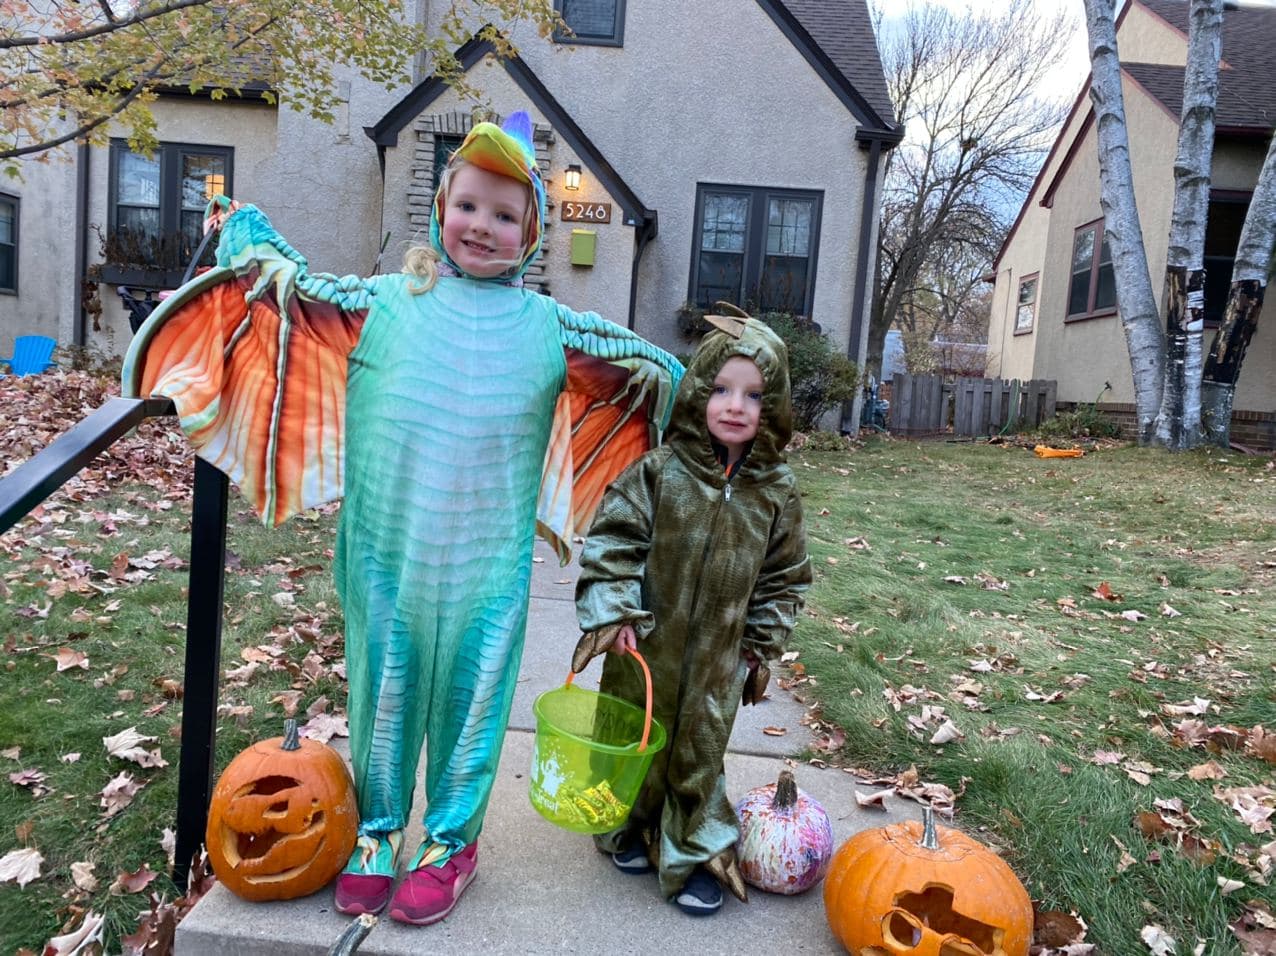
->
xmin=433 ymin=134 xmax=464 ymax=191
xmin=1065 ymin=220 xmax=1116 ymax=319
xmin=1015 ymin=274 xmax=1037 ymax=333
xmin=1203 ymin=192 xmax=1249 ymax=327
xmin=0 ymin=194 xmax=16 ymax=294
xmin=108 ymin=140 xmax=233 ymax=277
xmin=553 ymin=0 xmax=625 ymax=46
xmin=690 ymin=184 xmax=822 ymax=316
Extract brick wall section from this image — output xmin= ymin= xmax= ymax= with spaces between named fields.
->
xmin=408 ymin=110 xmax=555 ymax=295
xmin=1058 ymin=401 xmax=1276 ymax=451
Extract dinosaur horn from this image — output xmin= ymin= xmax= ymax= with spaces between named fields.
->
xmin=712 ymin=301 xmax=751 ymax=319
xmin=703 ymin=314 xmax=748 ymax=339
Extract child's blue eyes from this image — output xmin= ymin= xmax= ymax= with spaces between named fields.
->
xmin=711 ymin=385 xmax=763 ymax=402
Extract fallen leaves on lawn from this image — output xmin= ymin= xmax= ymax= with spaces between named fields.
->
xmin=1092 ymin=582 xmax=1122 ymax=602
xmin=1230 ymin=900 xmax=1276 ymax=954
xmin=102 ymin=727 xmax=167 ymax=768
xmin=70 ymin=861 xmax=98 ymax=893
xmin=42 ymin=910 xmax=106 ymax=956
xmin=46 ymin=647 xmax=89 ymax=672
xmin=1215 ymin=784 xmax=1276 ymax=835
xmin=0 ymin=847 xmax=43 ymax=887
xmin=1140 ymin=925 xmax=1177 ymax=956
xmin=100 ymin=771 xmax=144 ymax=818
xmin=110 ymin=862 xmax=159 ymax=895
xmin=8 ymin=767 xmax=52 ymax=797
xmin=1033 ymin=909 xmax=1092 ymax=953
xmin=849 ymin=763 xmax=964 ymax=816
xmin=300 ymin=711 xmax=349 ymax=744
xmin=1186 ymin=760 xmax=1227 ymax=781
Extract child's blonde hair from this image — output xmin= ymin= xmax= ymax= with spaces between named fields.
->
xmin=402 ymin=159 xmax=535 ymax=294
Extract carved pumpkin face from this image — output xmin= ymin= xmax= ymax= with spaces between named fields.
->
xmin=206 ymin=721 xmax=358 ymax=902
xmin=823 ymin=810 xmax=1033 ymax=956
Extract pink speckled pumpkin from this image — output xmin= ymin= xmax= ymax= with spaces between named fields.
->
xmin=735 ymin=770 xmax=833 ymax=895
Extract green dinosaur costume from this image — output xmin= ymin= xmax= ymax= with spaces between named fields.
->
xmin=575 ymin=316 xmax=812 ymax=897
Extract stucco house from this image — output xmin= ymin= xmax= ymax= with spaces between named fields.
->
xmin=985 ymin=0 xmax=1275 ymax=448
xmin=2 ymin=0 xmax=899 ymax=429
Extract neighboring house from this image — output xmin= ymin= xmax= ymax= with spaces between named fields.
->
xmin=986 ymin=0 xmax=1275 ymax=447
xmin=1 ymin=0 xmax=900 ymax=432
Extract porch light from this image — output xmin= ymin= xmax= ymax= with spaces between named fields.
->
xmin=563 ymin=164 xmax=582 ymax=191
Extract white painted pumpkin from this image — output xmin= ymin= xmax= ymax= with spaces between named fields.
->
xmin=734 ymin=769 xmax=833 ymax=894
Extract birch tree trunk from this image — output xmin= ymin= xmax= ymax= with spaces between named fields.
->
xmin=1082 ymin=0 xmax=1165 ymax=442
xmin=1200 ymin=132 xmax=1276 ymax=446
xmin=1152 ymin=0 xmax=1223 ymax=450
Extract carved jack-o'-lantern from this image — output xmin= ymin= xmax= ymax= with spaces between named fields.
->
xmin=823 ymin=807 xmax=1033 ymax=956
xmin=206 ymin=719 xmax=358 ymax=901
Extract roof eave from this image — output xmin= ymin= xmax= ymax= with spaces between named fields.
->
xmin=368 ymin=31 xmax=654 ymax=229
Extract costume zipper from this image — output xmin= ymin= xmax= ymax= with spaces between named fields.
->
xmin=685 ymin=488 xmax=728 ymax=625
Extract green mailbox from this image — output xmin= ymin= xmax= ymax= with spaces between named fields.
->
xmin=570 ymin=228 xmax=597 ymax=267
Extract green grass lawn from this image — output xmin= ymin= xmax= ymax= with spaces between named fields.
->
xmin=2 ymin=370 xmax=1274 ymax=952
xmin=794 ymin=437 xmax=1276 ymax=953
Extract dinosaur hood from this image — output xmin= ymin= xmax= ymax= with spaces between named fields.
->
xmin=429 ymin=110 xmax=546 ymax=282
xmin=665 ymin=316 xmax=794 ymax=484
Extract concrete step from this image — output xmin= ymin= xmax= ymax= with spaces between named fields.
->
xmin=176 ymin=542 xmax=921 ymax=953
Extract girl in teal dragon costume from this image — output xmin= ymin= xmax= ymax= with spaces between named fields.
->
xmin=126 ymin=112 xmax=682 ymax=926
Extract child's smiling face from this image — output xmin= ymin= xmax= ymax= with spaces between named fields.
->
xmin=440 ymin=163 xmax=531 ymax=278
xmin=706 ymin=355 xmax=764 ymax=465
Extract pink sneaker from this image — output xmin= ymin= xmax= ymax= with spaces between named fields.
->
xmin=335 ymin=832 xmax=402 ymax=916
xmin=387 ymin=843 xmax=478 ymax=926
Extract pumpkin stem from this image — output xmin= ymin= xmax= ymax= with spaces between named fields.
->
xmin=919 ymin=806 xmax=940 ymax=850
xmin=773 ymin=770 xmax=798 ymax=809
xmin=282 ymin=719 xmax=302 ymax=752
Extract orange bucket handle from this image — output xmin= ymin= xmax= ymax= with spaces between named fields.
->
xmin=564 ymin=647 xmax=655 ymax=753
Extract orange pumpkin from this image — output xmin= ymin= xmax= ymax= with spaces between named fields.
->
xmin=206 ymin=719 xmax=358 ymax=901
xmin=823 ymin=807 xmax=1033 ymax=956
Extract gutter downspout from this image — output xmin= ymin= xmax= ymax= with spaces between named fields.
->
xmin=627 ymin=211 xmax=658 ymax=331
xmin=841 ymin=126 xmax=900 ymax=433
xmin=73 ymin=143 xmax=90 ymax=348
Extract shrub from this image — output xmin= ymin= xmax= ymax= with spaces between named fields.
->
xmin=1035 ymin=405 xmax=1122 ymax=441
xmin=673 ymin=305 xmax=860 ymax=432
xmin=758 ymin=312 xmax=860 ymax=432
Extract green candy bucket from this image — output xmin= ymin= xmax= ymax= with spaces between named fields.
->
xmin=529 ymin=648 xmax=666 ymax=834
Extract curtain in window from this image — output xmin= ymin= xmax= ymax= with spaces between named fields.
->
xmin=760 ymin=197 xmax=813 ymax=312
xmin=696 ymin=193 xmax=748 ymax=306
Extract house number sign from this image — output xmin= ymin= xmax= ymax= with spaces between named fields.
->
xmin=561 ymin=201 xmax=612 ymax=223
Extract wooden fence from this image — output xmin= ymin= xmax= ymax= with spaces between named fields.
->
xmin=889 ymin=373 xmax=1057 ymax=438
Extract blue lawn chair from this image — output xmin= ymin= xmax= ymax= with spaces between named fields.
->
xmin=0 ymin=335 xmax=58 ymax=376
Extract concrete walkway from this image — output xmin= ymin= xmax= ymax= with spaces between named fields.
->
xmin=176 ymin=543 xmax=920 ymax=954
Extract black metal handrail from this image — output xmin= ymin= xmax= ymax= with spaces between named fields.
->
xmin=0 ymin=397 xmax=228 ymax=890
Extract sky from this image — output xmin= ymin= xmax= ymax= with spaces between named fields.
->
xmin=879 ymin=0 xmax=1276 ymax=108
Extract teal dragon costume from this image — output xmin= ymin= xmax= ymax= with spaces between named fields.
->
xmin=573 ymin=314 xmax=812 ymax=902
xmin=121 ymin=113 xmax=683 ymax=918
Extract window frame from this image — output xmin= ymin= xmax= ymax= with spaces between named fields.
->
xmin=105 ymin=139 xmax=234 ymax=286
xmin=553 ymin=0 xmax=626 ymax=47
xmin=1014 ymin=272 xmax=1038 ymax=334
xmin=1064 ymin=218 xmax=1117 ymax=322
xmin=687 ymin=182 xmax=823 ymax=318
xmin=0 ymin=192 xmax=17 ymax=296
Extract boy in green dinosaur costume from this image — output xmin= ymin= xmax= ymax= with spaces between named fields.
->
xmin=573 ymin=312 xmax=812 ymax=915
